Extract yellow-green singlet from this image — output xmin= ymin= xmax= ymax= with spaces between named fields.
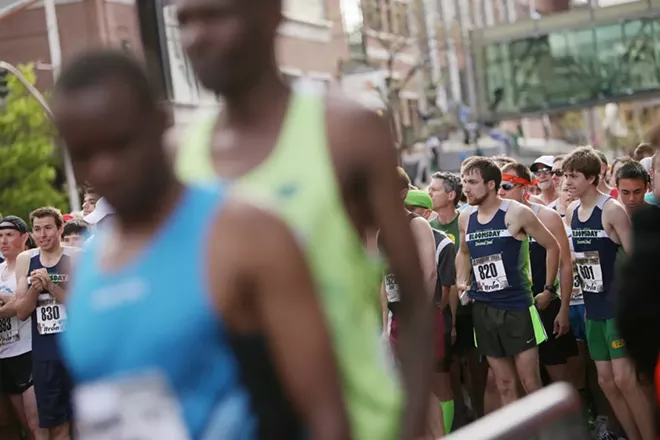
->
xmin=175 ymin=86 xmax=403 ymax=439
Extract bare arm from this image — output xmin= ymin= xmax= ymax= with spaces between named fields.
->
xmin=410 ymin=217 xmax=437 ymax=299
xmin=14 ymin=252 xmax=40 ymax=321
xmin=455 ymin=209 xmax=472 ymax=291
xmin=605 ymin=200 xmax=632 ymax=253
xmin=540 ymin=209 xmax=573 ymax=311
xmin=381 ymin=283 xmax=389 ymax=333
xmin=0 ymin=300 xmax=18 ymax=319
xmin=519 ymin=205 xmax=560 ymax=288
xmin=352 ymin=109 xmax=432 ymax=438
xmin=211 ymin=202 xmax=349 ymax=440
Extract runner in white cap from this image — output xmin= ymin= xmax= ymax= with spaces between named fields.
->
xmin=83 ymin=197 xmax=114 ymax=245
xmin=531 ymin=156 xmax=558 ymax=205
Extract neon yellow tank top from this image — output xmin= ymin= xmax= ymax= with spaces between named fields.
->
xmin=176 ymin=86 xmax=403 ymax=440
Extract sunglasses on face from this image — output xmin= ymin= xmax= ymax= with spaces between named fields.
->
xmin=551 ymin=169 xmax=564 ymax=177
xmin=501 ymin=183 xmax=522 ymax=191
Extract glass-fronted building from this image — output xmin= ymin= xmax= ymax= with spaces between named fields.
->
xmin=472 ymin=0 xmax=660 ymax=120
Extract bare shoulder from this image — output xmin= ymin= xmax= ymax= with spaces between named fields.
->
xmin=537 ymin=204 xmax=563 ymax=225
xmin=528 ymin=194 xmax=546 ymax=205
xmin=509 ymin=199 xmax=533 ymax=216
xmin=212 ymin=198 xmax=298 ymax=259
xmin=566 ymin=200 xmax=579 ymax=217
xmin=603 ymin=196 xmax=626 ymax=214
xmin=410 ymin=216 xmax=432 ymax=233
xmin=62 ymin=246 xmax=82 ymax=256
xmin=325 ymin=90 xmax=393 ymax=158
xmin=458 ymin=206 xmax=471 ymax=227
xmin=15 ymin=250 xmax=34 ymax=276
xmin=602 ymin=197 xmax=629 ymax=224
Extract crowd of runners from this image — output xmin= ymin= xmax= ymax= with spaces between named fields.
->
xmin=0 ymin=1 xmax=659 ymax=440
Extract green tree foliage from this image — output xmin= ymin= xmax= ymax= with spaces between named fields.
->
xmin=0 ymin=64 xmax=67 ymax=222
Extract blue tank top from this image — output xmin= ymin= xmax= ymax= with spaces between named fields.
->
xmin=571 ymin=194 xmax=620 ymax=320
xmin=466 ymin=200 xmax=532 ymax=310
xmin=61 ymin=186 xmax=281 ymax=439
xmin=28 ymin=247 xmax=74 ymax=361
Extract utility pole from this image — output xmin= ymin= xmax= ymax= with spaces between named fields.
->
xmin=136 ymin=0 xmax=172 ymax=99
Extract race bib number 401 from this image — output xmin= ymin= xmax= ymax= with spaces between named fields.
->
xmin=574 ymin=251 xmax=604 ymax=293
xmin=472 ymin=254 xmax=509 ymax=293
xmin=36 ymin=295 xmax=67 ymax=335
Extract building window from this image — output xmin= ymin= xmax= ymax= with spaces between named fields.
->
xmin=284 ymin=0 xmax=326 ymax=21
xmin=363 ymin=0 xmax=383 ymax=31
xmin=393 ymin=0 xmax=410 ymax=37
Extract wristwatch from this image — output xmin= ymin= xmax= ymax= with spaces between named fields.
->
xmin=543 ymin=284 xmax=557 ymax=294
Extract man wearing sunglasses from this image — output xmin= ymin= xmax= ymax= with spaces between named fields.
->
xmin=531 ymin=156 xmax=559 ymax=206
xmin=551 ymin=156 xmax=565 ymax=192
xmin=499 ymin=163 xmax=575 ymax=384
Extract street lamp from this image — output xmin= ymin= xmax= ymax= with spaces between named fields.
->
xmin=0 ymin=61 xmax=80 ymax=212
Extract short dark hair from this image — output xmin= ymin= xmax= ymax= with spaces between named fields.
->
xmin=62 ymin=219 xmax=90 ymax=239
xmin=501 ymin=162 xmax=533 ymax=182
xmin=611 ymin=156 xmax=635 ymax=172
xmin=431 ymin=172 xmax=463 ymax=207
xmin=462 ymin=157 xmax=502 ymax=189
xmin=30 ymin=207 xmax=64 ymax=229
xmin=634 ymin=143 xmax=654 ymax=161
xmin=553 ymin=155 xmax=564 ymax=163
xmin=563 ymin=147 xmax=601 ymax=186
xmin=595 ymin=149 xmax=608 ymax=167
xmin=492 ymin=155 xmax=516 ymax=168
xmin=616 ymin=162 xmax=650 ymax=186
xmin=55 ymin=49 xmax=156 ymax=110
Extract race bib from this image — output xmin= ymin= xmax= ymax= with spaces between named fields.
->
xmin=0 ymin=317 xmax=19 ymax=346
xmin=36 ymin=294 xmax=67 ymax=335
xmin=472 ymin=254 xmax=509 ymax=293
xmin=384 ymin=274 xmax=400 ymax=302
xmin=75 ymin=372 xmax=191 ymax=440
xmin=574 ymin=251 xmax=604 ymax=293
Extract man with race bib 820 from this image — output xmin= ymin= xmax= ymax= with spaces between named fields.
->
xmin=456 ymin=158 xmax=559 ymax=406
xmin=14 ymin=207 xmax=79 ymax=440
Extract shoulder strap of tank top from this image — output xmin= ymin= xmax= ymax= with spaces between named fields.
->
xmin=500 ymin=199 xmax=512 ymax=212
xmin=548 ymin=200 xmax=557 ymax=211
xmin=27 ymin=248 xmax=39 ymax=258
xmin=175 ymin=111 xmax=219 ymax=183
xmin=470 ymin=205 xmax=478 ymax=215
xmin=531 ymin=203 xmax=541 ymax=216
xmin=597 ymin=193 xmax=610 ymax=210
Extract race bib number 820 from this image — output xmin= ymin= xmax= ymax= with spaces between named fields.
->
xmin=472 ymin=254 xmax=509 ymax=293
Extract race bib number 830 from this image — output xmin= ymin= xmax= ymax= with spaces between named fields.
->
xmin=36 ymin=295 xmax=67 ymax=335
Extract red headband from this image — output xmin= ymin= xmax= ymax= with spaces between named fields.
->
xmin=502 ymin=174 xmax=539 ymax=186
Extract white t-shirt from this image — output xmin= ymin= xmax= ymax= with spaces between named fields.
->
xmin=0 ymin=262 xmax=32 ymax=358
